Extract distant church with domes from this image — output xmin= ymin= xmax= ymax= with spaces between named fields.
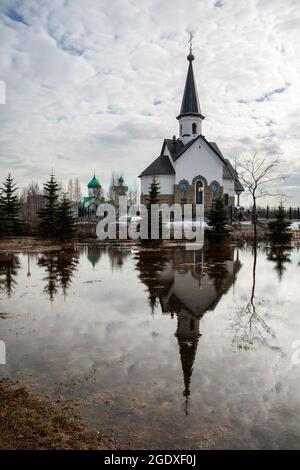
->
xmin=78 ymin=174 xmax=128 ymax=218
xmin=139 ymin=40 xmax=244 ymax=211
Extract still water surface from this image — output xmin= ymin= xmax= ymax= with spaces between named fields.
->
xmin=1 ymin=243 xmax=300 ymax=449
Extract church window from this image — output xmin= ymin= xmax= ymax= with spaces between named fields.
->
xmin=224 ymin=193 xmax=229 ymax=206
xmin=180 ymin=181 xmax=188 ymax=203
xmin=180 ymin=182 xmax=188 ymax=191
xmin=211 ymin=181 xmax=220 ymax=201
xmin=192 ymin=122 xmax=197 ymax=134
xmin=195 ymin=180 xmax=204 ymax=204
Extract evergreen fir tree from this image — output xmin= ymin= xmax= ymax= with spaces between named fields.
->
xmin=268 ymin=204 xmax=291 ymax=239
xmin=207 ymin=197 xmax=230 ymax=238
xmin=145 ymin=177 xmax=161 ymax=241
xmin=38 ymin=174 xmax=60 ymax=237
xmin=55 ymin=194 xmax=76 ymax=241
xmin=146 ymin=177 xmax=160 ymax=207
xmin=0 ymin=174 xmax=22 ymax=236
xmin=0 ymin=198 xmax=8 ymax=238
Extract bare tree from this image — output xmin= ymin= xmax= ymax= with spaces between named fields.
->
xmin=231 ymin=245 xmax=277 ymax=351
xmin=238 ymin=153 xmax=286 ymax=243
xmin=67 ymin=179 xmax=74 ymax=201
xmin=127 ymin=180 xmax=139 ymax=206
xmin=108 ymin=171 xmax=123 ymax=206
xmin=74 ymin=177 xmax=82 ymax=203
xmin=20 ymin=181 xmax=44 ymax=231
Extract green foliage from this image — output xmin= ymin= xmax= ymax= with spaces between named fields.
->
xmin=145 ymin=177 xmax=161 ymax=241
xmin=207 ymin=197 xmax=230 ymax=238
xmin=55 ymin=195 xmax=77 ymax=242
xmin=0 ymin=202 xmax=7 ymax=238
xmin=0 ymin=174 xmax=23 ymax=237
xmin=146 ymin=176 xmax=160 ymax=207
xmin=268 ymin=204 xmax=291 ymax=239
xmin=38 ymin=174 xmax=60 ymax=237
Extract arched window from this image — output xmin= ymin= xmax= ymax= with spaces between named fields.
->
xmin=180 ymin=124 xmax=183 ymax=135
xmin=224 ymin=193 xmax=229 ymax=206
xmin=192 ymin=122 xmax=197 ymax=134
xmin=195 ymin=180 xmax=204 ymax=204
xmin=211 ymin=181 xmax=220 ymax=201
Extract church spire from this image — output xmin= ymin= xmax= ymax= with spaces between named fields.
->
xmin=175 ymin=310 xmax=200 ymax=416
xmin=177 ymin=34 xmax=205 ymax=143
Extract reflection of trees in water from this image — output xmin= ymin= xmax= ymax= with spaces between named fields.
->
xmin=107 ymin=247 xmax=130 ymax=271
xmin=266 ymin=243 xmax=292 ymax=281
xmin=134 ymin=249 xmax=168 ymax=314
xmin=0 ymin=253 xmax=21 ymax=297
xmin=37 ymin=250 xmax=79 ymax=300
xmin=232 ymin=246 xmax=276 ymax=351
xmin=205 ymin=242 xmax=232 ymax=294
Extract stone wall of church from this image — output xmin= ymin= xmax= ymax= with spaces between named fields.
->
xmin=141 ymin=186 xmax=234 ymax=211
xmin=174 ymin=182 xmax=224 ymax=211
xmin=140 ymin=194 xmax=175 ymax=206
xmin=174 ymin=184 xmax=194 ymax=205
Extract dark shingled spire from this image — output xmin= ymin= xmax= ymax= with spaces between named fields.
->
xmin=177 ymin=53 xmax=205 ymax=120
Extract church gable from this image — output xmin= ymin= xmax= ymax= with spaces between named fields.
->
xmin=174 ymin=137 xmax=224 ymax=185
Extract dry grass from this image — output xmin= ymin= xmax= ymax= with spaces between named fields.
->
xmin=0 ymin=379 xmax=118 ymax=450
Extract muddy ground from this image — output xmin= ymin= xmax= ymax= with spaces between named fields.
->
xmin=0 ymin=379 xmax=118 ymax=450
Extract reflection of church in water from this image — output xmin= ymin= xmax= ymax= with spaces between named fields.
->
xmin=135 ymin=245 xmax=242 ymax=414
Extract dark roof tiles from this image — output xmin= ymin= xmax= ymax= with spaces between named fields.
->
xmin=138 ymin=154 xmax=175 ymax=177
xmin=177 ymin=60 xmax=204 ymax=120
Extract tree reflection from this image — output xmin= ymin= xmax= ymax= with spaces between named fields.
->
xmin=266 ymin=243 xmax=292 ymax=281
xmin=232 ymin=245 xmax=276 ymax=350
xmin=37 ymin=250 xmax=79 ymax=300
xmin=134 ymin=249 xmax=168 ymax=314
xmin=107 ymin=246 xmax=130 ymax=271
xmin=0 ymin=253 xmax=21 ymax=297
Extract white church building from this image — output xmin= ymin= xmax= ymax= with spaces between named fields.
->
xmin=139 ymin=45 xmax=244 ymax=211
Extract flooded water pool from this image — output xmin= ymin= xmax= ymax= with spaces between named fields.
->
xmin=1 ymin=243 xmax=300 ymax=449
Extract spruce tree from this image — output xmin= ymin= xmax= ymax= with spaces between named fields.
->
xmin=207 ymin=197 xmax=230 ymax=238
xmin=0 ymin=198 xmax=8 ymax=238
xmin=268 ymin=204 xmax=291 ymax=239
xmin=0 ymin=174 xmax=22 ymax=236
xmin=146 ymin=177 xmax=161 ymax=241
xmin=38 ymin=174 xmax=60 ymax=237
xmin=55 ymin=194 xmax=76 ymax=241
xmin=146 ymin=177 xmax=160 ymax=207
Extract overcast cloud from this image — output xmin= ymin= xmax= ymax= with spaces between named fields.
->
xmin=0 ymin=0 xmax=299 ymax=205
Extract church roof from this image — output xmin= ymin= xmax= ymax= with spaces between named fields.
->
xmin=138 ymin=154 xmax=175 ymax=177
xmin=234 ymin=179 xmax=244 ymax=192
xmin=139 ymin=135 xmax=244 ymax=192
xmin=87 ymin=175 xmax=101 ymax=188
xmin=223 ymin=158 xmax=244 ymax=191
xmin=163 ymin=135 xmax=228 ymax=165
xmin=177 ymin=54 xmax=204 ymax=120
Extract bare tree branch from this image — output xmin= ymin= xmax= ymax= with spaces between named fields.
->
xmin=237 ymin=153 xmax=287 ymax=243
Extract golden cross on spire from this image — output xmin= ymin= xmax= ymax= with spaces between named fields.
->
xmin=188 ymin=32 xmax=194 ymax=53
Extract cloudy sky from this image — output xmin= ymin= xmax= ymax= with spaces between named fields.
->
xmin=0 ymin=0 xmax=299 ymax=204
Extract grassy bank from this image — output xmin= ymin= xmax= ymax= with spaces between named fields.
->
xmin=0 ymin=380 xmax=117 ymax=450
